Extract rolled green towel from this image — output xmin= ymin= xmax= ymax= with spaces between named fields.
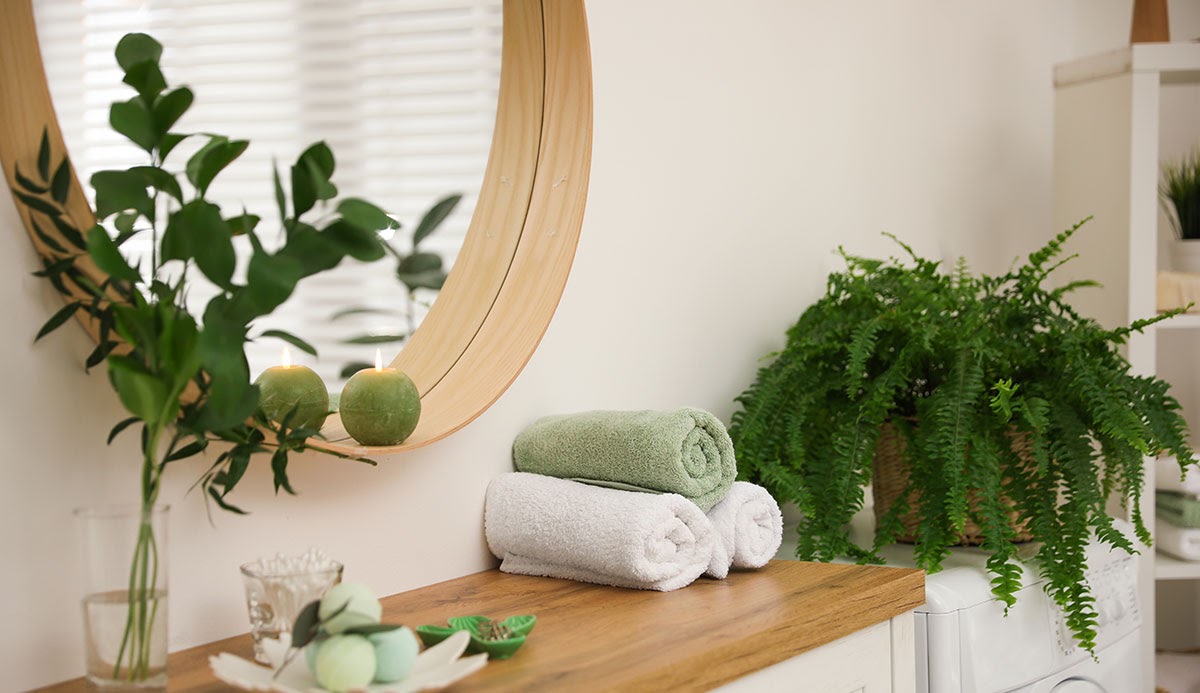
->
xmin=512 ymin=408 xmax=736 ymax=511
xmin=1157 ymin=490 xmax=1200 ymax=529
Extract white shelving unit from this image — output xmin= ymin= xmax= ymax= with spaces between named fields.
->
xmin=1053 ymin=42 xmax=1200 ymax=690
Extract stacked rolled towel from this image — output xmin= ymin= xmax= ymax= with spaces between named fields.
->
xmin=705 ymin=481 xmax=783 ymax=579
xmin=1155 ymin=456 xmax=1200 ymax=561
xmin=512 ymin=408 xmax=736 ymax=511
xmin=484 ymin=472 xmax=715 ymax=591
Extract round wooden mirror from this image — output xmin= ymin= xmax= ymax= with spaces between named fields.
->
xmin=0 ymin=0 xmax=592 ymax=456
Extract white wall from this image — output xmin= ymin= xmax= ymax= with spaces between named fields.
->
xmin=5 ymin=1 xmax=1199 ymax=688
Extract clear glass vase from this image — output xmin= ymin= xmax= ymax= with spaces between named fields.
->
xmin=75 ymin=504 xmax=169 ymax=691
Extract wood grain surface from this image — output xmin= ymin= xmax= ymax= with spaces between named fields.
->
xmin=37 ymin=561 xmax=924 ymax=692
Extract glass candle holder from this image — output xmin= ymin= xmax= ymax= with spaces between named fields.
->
xmin=240 ymin=549 xmax=343 ymax=664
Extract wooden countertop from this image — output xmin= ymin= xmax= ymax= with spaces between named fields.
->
xmin=40 ymin=560 xmax=924 ymax=692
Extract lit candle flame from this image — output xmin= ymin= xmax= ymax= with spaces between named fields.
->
xmin=281 ymin=346 xmax=293 ymax=368
xmin=375 ymin=348 xmax=383 ymax=371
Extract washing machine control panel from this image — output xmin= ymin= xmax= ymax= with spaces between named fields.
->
xmin=1053 ymin=550 xmax=1141 ymax=658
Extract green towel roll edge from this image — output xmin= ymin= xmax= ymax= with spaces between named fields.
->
xmin=512 ymin=408 xmax=736 ymax=511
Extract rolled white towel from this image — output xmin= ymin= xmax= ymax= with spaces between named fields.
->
xmin=1156 ymin=455 xmax=1200 ymax=495
xmin=1155 ymin=520 xmax=1200 ymax=562
xmin=705 ymin=481 xmax=783 ymax=579
xmin=485 ymin=472 xmax=715 ymax=591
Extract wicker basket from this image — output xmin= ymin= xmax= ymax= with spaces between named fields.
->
xmin=870 ymin=422 xmax=1034 ymax=545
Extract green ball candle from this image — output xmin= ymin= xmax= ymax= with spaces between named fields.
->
xmin=339 ymin=350 xmax=421 ymax=446
xmin=254 ymin=347 xmax=329 ymax=429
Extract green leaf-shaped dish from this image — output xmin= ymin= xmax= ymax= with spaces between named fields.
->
xmin=417 ymin=614 xmax=536 ymax=660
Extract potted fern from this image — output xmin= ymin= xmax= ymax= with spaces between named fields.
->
xmin=729 ymin=220 xmax=1194 ymax=654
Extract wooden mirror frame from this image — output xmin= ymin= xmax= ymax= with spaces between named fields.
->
xmin=0 ymin=0 xmax=591 ymax=456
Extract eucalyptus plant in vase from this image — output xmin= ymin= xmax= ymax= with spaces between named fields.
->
xmin=11 ymin=34 xmax=400 ymax=687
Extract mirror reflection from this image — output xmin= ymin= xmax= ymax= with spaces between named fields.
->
xmin=33 ymin=0 xmax=504 ymax=385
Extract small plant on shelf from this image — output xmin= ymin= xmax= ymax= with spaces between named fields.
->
xmin=729 ymin=219 xmax=1195 ymax=654
xmin=1162 ymin=148 xmax=1200 ymax=240
xmin=12 ymin=33 xmax=397 ymax=683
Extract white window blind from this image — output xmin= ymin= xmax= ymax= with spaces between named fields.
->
xmin=33 ymin=0 xmax=503 ymax=385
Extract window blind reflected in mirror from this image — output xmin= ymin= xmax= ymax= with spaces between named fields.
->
xmin=34 ymin=0 xmax=503 ymax=386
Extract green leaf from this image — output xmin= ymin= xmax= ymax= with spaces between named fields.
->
xmin=129 ymin=165 xmax=183 ymax=203
xmin=330 ymin=307 xmax=395 ymax=321
xmin=258 ymin=329 xmax=317 ymax=356
xmin=50 ymin=215 xmax=87 ymax=250
xmin=30 ymin=219 xmax=68 ymax=255
xmin=341 ymin=624 xmax=403 ymax=636
xmin=413 ymin=194 xmax=462 ymax=248
xmin=153 ymin=86 xmax=193 ymax=135
xmin=290 ymin=142 xmax=336 ymax=217
xmin=165 ymin=439 xmax=207 ymax=463
xmin=342 ymin=333 xmax=407 ymax=345
xmin=107 ymin=417 xmax=140 ymax=445
xmin=226 ymin=213 xmax=261 ymax=236
xmin=50 ymin=158 xmax=72 ymax=205
xmin=14 ymin=190 xmax=61 ymax=217
xmin=289 ymin=601 xmax=323 ymax=650
xmin=14 ymin=163 xmax=48 ymax=194
xmin=242 ymin=251 xmax=305 ymax=318
xmin=221 ymin=447 xmax=252 ymax=495
xmin=86 ymin=225 xmax=140 ymax=282
xmin=271 ymin=448 xmax=296 ymax=495
xmin=107 ymin=356 xmax=169 ymax=425
xmin=86 ymin=340 xmax=117 ymax=371
xmin=272 ymin=161 xmax=287 ymax=226
xmin=325 ymin=220 xmax=385 ymax=262
xmin=189 ymin=205 xmax=236 ymax=289
xmin=276 ymin=225 xmax=341 ymax=276
xmin=115 ymin=33 xmax=163 ymax=72
xmin=91 ymin=169 xmax=153 ymax=219
xmin=207 ymin=485 xmax=248 ymax=515
xmin=339 ymin=362 xmax=373 ymax=379
xmin=35 ymin=301 xmax=81 ymax=341
xmin=186 ymin=137 xmax=249 ymax=197
xmin=398 ymin=252 xmax=443 ymax=274
xmin=396 ymin=268 xmax=447 ymax=291
xmin=338 ymin=198 xmax=398 ymax=233
xmin=110 ymin=98 xmax=158 ymax=152
xmin=122 ymin=61 xmax=166 ymax=104
xmin=36 ymin=128 xmax=51 ymax=181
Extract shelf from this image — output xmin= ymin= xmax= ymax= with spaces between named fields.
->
xmin=1055 ymin=43 xmax=1200 ymax=87
xmin=1155 ymin=552 xmax=1200 ymax=580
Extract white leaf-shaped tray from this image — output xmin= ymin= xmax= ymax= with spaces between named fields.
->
xmin=210 ymin=629 xmax=488 ymax=693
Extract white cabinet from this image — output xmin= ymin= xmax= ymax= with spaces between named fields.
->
xmin=715 ymin=614 xmax=916 ymax=693
xmin=1052 ymin=42 xmax=1200 ymax=691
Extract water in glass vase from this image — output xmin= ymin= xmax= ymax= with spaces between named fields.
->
xmin=82 ymin=589 xmax=168 ymax=691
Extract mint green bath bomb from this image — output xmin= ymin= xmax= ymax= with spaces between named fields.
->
xmin=314 ymin=635 xmax=376 ymax=693
xmin=319 ymin=582 xmax=382 ymax=634
xmin=255 ymin=365 xmax=329 ymax=429
xmin=339 ymin=368 xmax=421 ymax=446
xmin=369 ymin=626 xmax=420 ymax=683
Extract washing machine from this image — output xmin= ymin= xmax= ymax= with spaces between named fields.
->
xmin=912 ymin=538 xmax=1141 ymax=692
xmin=780 ymin=509 xmax=1143 ymax=692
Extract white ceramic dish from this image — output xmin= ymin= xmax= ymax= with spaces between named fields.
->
xmin=210 ymin=629 xmax=488 ymax=693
